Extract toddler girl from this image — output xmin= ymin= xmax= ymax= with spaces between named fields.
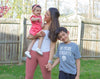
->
xmin=25 ymin=4 xmax=45 ymax=58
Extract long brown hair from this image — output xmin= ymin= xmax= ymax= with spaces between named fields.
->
xmin=48 ymin=8 xmax=60 ymax=42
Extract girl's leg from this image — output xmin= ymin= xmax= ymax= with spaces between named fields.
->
xmin=27 ymin=40 xmax=36 ymax=51
xmin=35 ymin=37 xmax=43 ymax=55
xmin=25 ymin=50 xmax=38 ymax=79
xmin=38 ymin=37 xmax=44 ymax=49
xmin=27 ymin=34 xmax=34 ymax=40
xmin=25 ymin=40 xmax=36 ymax=58
xmin=38 ymin=52 xmax=51 ymax=79
xmin=35 ymin=31 xmax=45 ymax=55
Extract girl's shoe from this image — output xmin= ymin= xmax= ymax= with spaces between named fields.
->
xmin=25 ymin=51 xmax=31 ymax=58
xmin=36 ymin=48 xmax=43 ymax=55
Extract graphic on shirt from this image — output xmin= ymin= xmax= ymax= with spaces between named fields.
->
xmin=62 ymin=55 xmax=66 ymax=61
xmin=59 ymin=46 xmax=72 ymax=56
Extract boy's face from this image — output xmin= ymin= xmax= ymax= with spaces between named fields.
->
xmin=58 ymin=31 xmax=69 ymax=43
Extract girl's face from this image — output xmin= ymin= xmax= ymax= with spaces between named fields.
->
xmin=44 ymin=10 xmax=51 ymax=23
xmin=58 ymin=31 xmax=70 ymax=43
xmin=32 ymin=7 xmax=41 ymax=16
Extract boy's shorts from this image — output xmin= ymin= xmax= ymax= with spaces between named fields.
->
xmin=59 ymin=71 xmax=76 ymax=79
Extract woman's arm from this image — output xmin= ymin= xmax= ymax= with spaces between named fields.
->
xmin=75 ymin=59 xmax=80 ymax=79
xmin=49 ymin=41 xmax=56 ymax=61
xmin=46 ymin=41 xmax=56 ymax=71
xmin=27 ymin=30 xmax=45 ymax=40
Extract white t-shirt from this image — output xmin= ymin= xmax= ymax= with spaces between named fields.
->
xmin=32 ymin=30 xmax=51 ymax=52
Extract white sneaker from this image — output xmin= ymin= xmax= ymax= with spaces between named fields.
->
xmin=25 ymin=51 xmax=31 ymax=58
xmin=36 ymin=48 xmax=43 ymax=55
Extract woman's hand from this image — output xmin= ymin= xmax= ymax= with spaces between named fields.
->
xmin=45 ymin=63 xmax=52 ymax=71
xmin=38 ymin=31 xmax=45 ymax=37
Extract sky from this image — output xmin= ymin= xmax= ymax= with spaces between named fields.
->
xmin=36 ymin=0 xmax=100 ymax=17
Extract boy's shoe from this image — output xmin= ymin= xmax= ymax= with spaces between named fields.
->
xmin=36 ymin=48 xmax=43 ymax=55
xmin=25 ymin=51 xmax=31 ymax=58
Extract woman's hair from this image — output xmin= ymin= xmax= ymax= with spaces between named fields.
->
xmin=32 ymin=4 xmax=41 ymax=11
xmin=48 ymin=8 xmax=60 ymax=42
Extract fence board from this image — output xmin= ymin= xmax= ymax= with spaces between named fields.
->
xmin=0 ymin=18 xmax=21 ymax=64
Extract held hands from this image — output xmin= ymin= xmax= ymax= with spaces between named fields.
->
xmin=45 ymin=63 xmax=52 ymax=71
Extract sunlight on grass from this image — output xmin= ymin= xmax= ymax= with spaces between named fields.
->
xmin=0 ymin=74 xmax=17 ymax=79
xmin=0 ymin=59 xmax=100 ymax=79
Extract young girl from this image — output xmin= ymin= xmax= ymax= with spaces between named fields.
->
xmin=25 ymin=4 xmax=45 ymax=58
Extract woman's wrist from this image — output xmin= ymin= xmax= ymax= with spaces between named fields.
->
xmin=48 ymin=60 xmax=53 ymax=64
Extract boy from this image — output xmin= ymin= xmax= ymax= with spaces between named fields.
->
xmin=48 ymin=27 xmax=81 ymax=79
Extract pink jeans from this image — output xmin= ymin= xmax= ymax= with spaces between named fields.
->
xmin=25 ymin=50 xmax=51 ymax=79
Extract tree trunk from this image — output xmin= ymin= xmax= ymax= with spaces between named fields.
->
xmin=57 ymin=0 xmax=59 ymax=10
xmin=88 ymin=0 xmax=91 ymax=18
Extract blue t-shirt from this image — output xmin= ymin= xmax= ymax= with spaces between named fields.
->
xmin=55 ymin=42 xmax=81 ymax=75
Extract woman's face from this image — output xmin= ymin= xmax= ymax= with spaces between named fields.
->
xmin=44 ymin=10 xmax=51 ymax=23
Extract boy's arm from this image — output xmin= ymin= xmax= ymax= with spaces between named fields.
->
xmin=52 ymin=57 xmax=60 ymax=69
xmin=47 ymin=57 xmax=60 ymax=71
xmin=75 ymin=59 xmax=80 ymax=79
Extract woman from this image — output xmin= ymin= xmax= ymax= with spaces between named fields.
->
xmin=25 ymin=7 xmax=60 ymax=79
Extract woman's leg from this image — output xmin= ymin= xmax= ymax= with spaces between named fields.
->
xmin=38 ymin=52 xmax=51 ymax=79
xmin=25 ymin=50 xmax=38 ymax=79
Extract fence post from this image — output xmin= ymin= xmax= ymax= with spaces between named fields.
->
xmin=19 ymin=15 xmax=25 ymax=64
xmin=77 ymin=18 xmax=83 ymax=54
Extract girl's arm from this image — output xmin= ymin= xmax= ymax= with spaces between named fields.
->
xmin=75 ymin=59 xmax=80 ymax=79
xmin=31 ymin=17 xmax=41 ymax=22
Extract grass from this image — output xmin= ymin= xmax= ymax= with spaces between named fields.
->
xmin=0 ymin=59 xmax=100 ymax=79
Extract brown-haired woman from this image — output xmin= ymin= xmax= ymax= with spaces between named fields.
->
xmin=25 ymin=7 xmax=60 ymax=79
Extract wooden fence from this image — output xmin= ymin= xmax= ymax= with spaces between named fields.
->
xmin=0 ymin=15 xmax=24 ymax=64
xmin=0 ymin=16 xmax=100 ymax=64
xmin=78 ymin=19 xmax=100 ymax=59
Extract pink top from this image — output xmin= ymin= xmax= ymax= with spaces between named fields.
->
xmin=29 ymin=15 xmax=42 ymax=36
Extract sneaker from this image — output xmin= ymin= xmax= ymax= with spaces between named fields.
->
xmin=25 ymin=51 xmax=31 ymax=58
xmin=36 ymin=48 xmax=43 ymax=55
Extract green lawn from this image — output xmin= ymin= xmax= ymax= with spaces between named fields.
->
xmin=0 ymin=59 xmax=100 ymax=79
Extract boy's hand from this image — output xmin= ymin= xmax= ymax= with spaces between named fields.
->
xmin=75 ymin=75 xmax=79 ymax=79
xmin=45 ymin=63 xmax=52 ymax=71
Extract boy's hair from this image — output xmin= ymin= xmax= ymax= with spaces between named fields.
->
xmin=32 ymin=4 xmax=41 ymax=11
xmin=55 ymin=27 xmax=68 ymax=38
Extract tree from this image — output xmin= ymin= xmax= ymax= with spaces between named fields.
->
xmin=0 ymin=0 xmax=11 ymax=17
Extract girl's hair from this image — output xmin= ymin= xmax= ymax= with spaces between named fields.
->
xmin=48 ymin=8 xmax=60 ymax=42
xmin=32 ymin=4 xmax=41 ymax=11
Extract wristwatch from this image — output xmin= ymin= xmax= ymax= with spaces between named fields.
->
xmin=48 ymin=60 xmax=53 ymax=64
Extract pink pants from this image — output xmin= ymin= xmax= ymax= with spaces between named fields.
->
xmin=25 ymin=50 xmax=51 ymax=79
